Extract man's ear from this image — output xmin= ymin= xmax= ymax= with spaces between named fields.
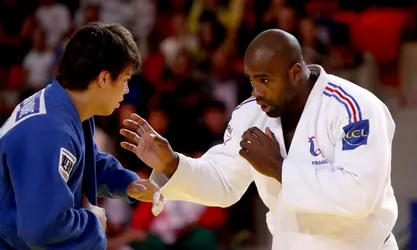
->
xmin=98 ymin=71 xmax=110 ymax=88
xmin=288 ymin=63 xmax=302 ymax=86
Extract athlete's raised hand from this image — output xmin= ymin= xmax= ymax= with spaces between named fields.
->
xmin=120 ymin=113 xmax=179 ymax=177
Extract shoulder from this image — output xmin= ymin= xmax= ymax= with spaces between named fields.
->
xmin=323 ymin=75 xmax=390 ymax=124
xmin=2 ymin=115 xmax=81 ymax=163
xmin=224 ymin=96 xmax=264 ymax=138
xmin=322 ymin=76 xmax=394 ymax=148
xmin=232 ymin=96 xmax=260 ymax=118
xmin=1 ymin=90 xmax=65 ymax=138
xmin=5 ymin=115 xmax=70 ymax=142
xmin=230 ymin=96 xmax=262 ymax=125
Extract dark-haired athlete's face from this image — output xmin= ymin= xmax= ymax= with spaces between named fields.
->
xmin=244 ymin=54 xmax=298 ymax=118
xmin=99 ymin=68 xmax=132 ymax=115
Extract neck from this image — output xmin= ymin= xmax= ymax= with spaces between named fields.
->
xmin=65 ymin=89 xmax=94 ymax=122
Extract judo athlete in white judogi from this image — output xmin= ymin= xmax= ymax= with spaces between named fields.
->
xmin=120 ymin=29 xmax=398 ymax=250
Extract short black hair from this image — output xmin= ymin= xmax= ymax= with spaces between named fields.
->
xmin=56 ymin=22 xmax=141 ymax=91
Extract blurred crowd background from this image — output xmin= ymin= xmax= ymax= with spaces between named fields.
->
xmin=1 ymin=0 xmax=417 ymax=249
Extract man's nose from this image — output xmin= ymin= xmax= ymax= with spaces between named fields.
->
xmin=251 ymin=86 xmax=263 ymax=98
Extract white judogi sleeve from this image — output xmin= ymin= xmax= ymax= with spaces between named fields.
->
xmin=281 ymin=102 xmax=395 ymax=219
xmin=151 ymin=111 xmax=253 ymax=207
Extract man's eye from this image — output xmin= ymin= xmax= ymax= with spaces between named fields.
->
xmin=260 ymin=78 xmax=268 ymax=84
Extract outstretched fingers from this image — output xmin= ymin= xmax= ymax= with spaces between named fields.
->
xmin=120 ymin=128 xmax=141 ymax=144
xmin=123 ymin=119 xmax=146 ymax=137
xmin=130 ymin=113 xmax=153 ymax=132
xmin=120 ymin=141 xmax=137 ymax=153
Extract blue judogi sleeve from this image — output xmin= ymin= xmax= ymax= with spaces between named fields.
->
xmin=6 ymin=125 xmax=106 ymax=249
xmin=95 ymin=142 xmax=139 ymax=201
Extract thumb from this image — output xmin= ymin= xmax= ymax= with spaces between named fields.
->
xmin=128 ymin=181 xmax=147 ymax=194
xmin=265 ymin=127 xmax=278 ymax=144
xmin=133 ymin=183 xmax=147 ymax=193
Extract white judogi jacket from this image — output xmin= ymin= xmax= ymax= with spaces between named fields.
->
xmin=152 ymin=65 xmax=398 ymax=250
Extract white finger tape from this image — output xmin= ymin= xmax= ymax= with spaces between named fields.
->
xmin=152 ymin=202 xmax=164 ymax=216
xmin=153 ymin=192 xmax=160 ymax=204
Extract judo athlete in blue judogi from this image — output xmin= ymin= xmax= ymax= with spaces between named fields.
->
xmin=0 ymin=22 xmax=164 ymax=249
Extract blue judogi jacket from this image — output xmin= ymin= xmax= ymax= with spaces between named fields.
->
xmin=0 ymin=80 xmax=139 ymax=249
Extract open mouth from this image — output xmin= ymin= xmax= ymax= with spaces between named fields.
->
xmin=256 ymin=100 xmax=270 ymax=112
xmin=260 ymin=104 xmax=269 ymax=112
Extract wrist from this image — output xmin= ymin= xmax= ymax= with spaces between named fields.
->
xmin=273 ymin=158 xmax=284 ymax=183
xmin=162 ymin=152 xmax=179 ymax=178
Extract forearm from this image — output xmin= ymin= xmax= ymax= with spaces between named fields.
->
xmin=96 ymin=152 xmax=139 ymax=201
xmin=152 ymin=152 xmax=252 ymax=207
xmin=97 ymin=168 xmax=138 ymax=200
